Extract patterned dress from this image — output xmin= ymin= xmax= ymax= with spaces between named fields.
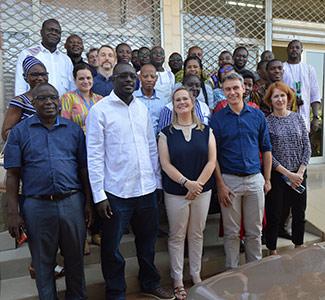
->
xmin=9 ymin=94 xmax=35 ymax=120
xmin=61 ymin=89 xmax=102 ymax=133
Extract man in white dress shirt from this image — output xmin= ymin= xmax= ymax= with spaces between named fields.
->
xmin=86 ymin=63 xmax=174 ymax=300
xmin=283 ymin=40 xmax=321 ymax=132
xmin=15 ymin=19 xmax=74 ymax=96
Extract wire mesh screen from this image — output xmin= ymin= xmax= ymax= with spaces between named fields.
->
xmin=182 ymin=0 xmax=266 ymax=72
xmin=273 ymin=0 xmax=325 ymax=24
xmin=0 ymin=0 xmax=161 ymax=103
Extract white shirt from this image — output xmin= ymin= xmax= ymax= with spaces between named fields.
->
xmin=86 ymin=91 xmax=161 ymax=203
xmin=153 ymin=70 xmax=175 ymax=100
xmin=15 ymin=43 xmax=75 ymax=96
xmin=283 ymin=62 xmax=321 ymax=131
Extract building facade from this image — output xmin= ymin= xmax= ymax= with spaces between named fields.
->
xmin=0 ymin=0 xmax=324 ymax=161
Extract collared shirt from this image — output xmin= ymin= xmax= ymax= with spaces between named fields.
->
xmin=283 ymin=62 xmax=321 ymax=131
xmin=152 ymin=70 xmax=175 ymax=100
xmin=158 ymin=99 xmax=210 ymax=132
xmin=4 ymin=115 xmax=87 ymax=196
xmin=210 ymin=104 xmax=272 ymax=175
xmin=15 ymin=43 xmax=75 ymax=96
xmin=92 ymin=73 xmax=114 ymax=97
xmin=133 ymin=88 xmax=169 ymax=136
xmin=86 ymin=91 xmax=161 ymax=203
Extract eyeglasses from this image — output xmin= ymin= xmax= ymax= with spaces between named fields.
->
xmin=29 ymin=72 xmax=49 ymax=77
xmin=34 ymin=95 xmax=59 ymax=101
xmin=113 ymin=72 xmax=137 ymax=80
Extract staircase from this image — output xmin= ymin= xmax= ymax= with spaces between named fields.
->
xmin=0 ymin=214 xmax=322 ymax=300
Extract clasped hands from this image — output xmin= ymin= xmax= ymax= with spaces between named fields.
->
xmin=184 ymin=180 xmax=203 ymax=200
xmin=287 ymin=171 xmax=304 ymax=188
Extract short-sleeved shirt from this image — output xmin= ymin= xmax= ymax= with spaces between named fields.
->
xmin=4 ymin=115 xmax=87 ymax=196
xmin=210 ymin=103 xmax=272 ymax=175
xmin=92 ymin=73 xmax=114 ymax=97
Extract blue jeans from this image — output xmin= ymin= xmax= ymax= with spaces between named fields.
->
xmin=23 ymin=192 xmax=86 ymax=300
xmin=101 ymin=191 xmax=160 ymax=300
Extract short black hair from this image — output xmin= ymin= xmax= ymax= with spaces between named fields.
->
xmin=73 ymin=63 xmax=93 ymax=79
xmin=116 ymin=43 xmax=131 ymax=51
xmin=257 ymin=60 xmax=268 ymax=70
xmin=41 ymin=18 xmax=60 ymax=30
xmin=233 ymin=46 xmax=249 ymax=56
xmin=32 ymin=82 xmax=57 ymax=98
xmin=266 ymin=59 xmax=283 ymax=71
xmin=288 ymin=39 xmax=303 ymax=49
xmin=240 ymin=69 xmax=255 ymax=83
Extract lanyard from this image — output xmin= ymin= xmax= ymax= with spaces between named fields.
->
xmin=76 ymin=89 xmax=94 ymax=111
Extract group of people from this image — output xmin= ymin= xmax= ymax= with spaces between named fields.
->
xmin=3 ymin=18 xmax=320 ymax=300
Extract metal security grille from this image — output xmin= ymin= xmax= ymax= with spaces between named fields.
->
xmin=182 ymin=0 xmax=265 ymax=73
xmin=273 ymin=0 xmax=325 ymax=23
xmin=0 ymin=0 xmax=161 ymax=103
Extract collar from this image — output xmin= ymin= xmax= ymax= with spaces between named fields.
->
xmin=109 ymin=90 xmax=135 ymax=106
xmin=134 ymin=88 xmax=159 ymax=99
xmin=30 ymin=114 xmax=68 ymax=127
xmin=224 ymin=102 xmax=252 ymax=115
xmin=39 ymin=43 xmax=60 ymax=55
xmin=95 ymin=72 xmax=112 ymax=82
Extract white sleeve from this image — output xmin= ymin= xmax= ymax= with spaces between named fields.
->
xmin=67 ymin=58 xmax=76 ymax=92
xmin=309 ymin=65 xmax=321 ymax=103
xmin=15 ymin=50 xmax=29 ymax=96
xmin=86 ymin=105 xmax=107 ymax=203
xmin=147 ymin=110 xmax=162 ymax=189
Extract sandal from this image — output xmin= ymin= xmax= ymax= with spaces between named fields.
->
xmin=174 ymin=286 xmax=187 ymax=300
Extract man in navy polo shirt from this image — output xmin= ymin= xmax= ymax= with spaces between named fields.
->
xmin=210 ymin=73 xmax=272 ymax=269
xmin=5 ymin=83 xmax=92 ymax=300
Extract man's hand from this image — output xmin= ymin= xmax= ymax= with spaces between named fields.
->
xmin=8 ymin=213 xmax=24 ymax=239
xmin=85 ymin=202 xmax=93 ymax=228
xmin=96 ymin=199 xmax=113 ymax=219
xmin=311 ymin=118 xmax=320 ymax=133
xmin=264 ymin=179 xmax=272 ymax=194
xmin=217 ymin=184 xmax=235 ymax=208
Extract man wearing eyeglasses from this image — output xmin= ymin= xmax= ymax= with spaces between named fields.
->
xmin=5 ymin=83 xmax=92 ymax=299
xmin=15 ymin=18 xmax=75 ymax=96
xmin=86 ymin=63 xmax=174 ymax=300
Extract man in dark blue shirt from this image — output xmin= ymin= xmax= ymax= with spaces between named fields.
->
xmin=210 ymin=73 xmax=272 ymax=269
xmin=92 ymin=45 xmax=115 ymax=97
xmin=5 ymin=83 xmax=92 ymax=300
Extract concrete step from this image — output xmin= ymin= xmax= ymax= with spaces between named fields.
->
xmin=0 ymin=214 xmax=221 ymax=281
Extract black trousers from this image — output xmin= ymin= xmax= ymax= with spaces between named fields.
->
xmin=265 ymin=171 xmax=307 ymax=250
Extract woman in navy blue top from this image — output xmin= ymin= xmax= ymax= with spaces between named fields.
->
xmin=158 ymin=87 xmax=216 ymax=299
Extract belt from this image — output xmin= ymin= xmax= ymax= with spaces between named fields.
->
xmin=30 ymin=190 xmax=79 ymax=201
xmin=229 ymin=173 xmax=255 ymax=177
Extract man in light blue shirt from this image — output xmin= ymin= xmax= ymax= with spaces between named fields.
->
xmin=134 ymin=64 xmax=169 ymax=135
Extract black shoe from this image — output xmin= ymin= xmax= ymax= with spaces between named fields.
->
xmin=278 ymin=230 xmax=292 ymax=240
xmin=261 ymin=235 xmax=267 ymax=245
xmin=142 ymin=287 xmax=175 ymax=300
xmin=240 ymin=240 xmax=245 ymax=253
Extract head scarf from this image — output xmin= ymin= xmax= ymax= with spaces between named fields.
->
xmin=22 ymin=56 xmax=46 ymax=78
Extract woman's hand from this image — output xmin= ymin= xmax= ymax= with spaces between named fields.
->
xmin=184 ymin=180 xmax=203 ymax=195
xmin=287 ymin=171 xmax=303 ymax=188
xmin=185 ymin=191 xmax=197 ymax=200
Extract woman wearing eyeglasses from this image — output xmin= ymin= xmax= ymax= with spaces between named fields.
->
xmin=2 ymin=56 xmax=48 ymax=140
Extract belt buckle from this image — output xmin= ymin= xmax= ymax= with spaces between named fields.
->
xmin=50 ymin=195 xmax=54 ymax=201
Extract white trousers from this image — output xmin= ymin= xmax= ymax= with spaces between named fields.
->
xmin=221 ymin=173 xmax=265 ymax=269
xmin=164 ymin=190 xmax=211 ymax=283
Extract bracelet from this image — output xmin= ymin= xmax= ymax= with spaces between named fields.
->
xmin=178 ymin=176 xmax=188 ymax=187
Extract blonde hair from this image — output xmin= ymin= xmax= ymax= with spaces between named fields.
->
xmin=170 ymin=87 xmax=204 ymax=131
